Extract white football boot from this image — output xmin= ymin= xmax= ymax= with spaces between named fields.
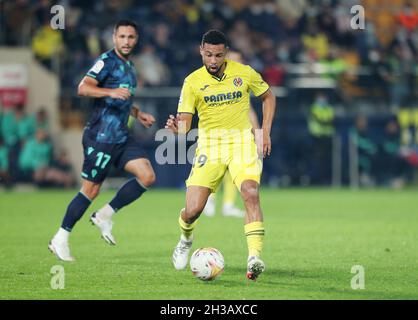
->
xmin=246 ymin=256 xmax=265 ymax=280
xmin=172 ymin=234 xmax=193 ymax=270
xmin=222 ymin=203 xmax=245 ymax=218
xmin=48 ymin=237 xmax=75 ymax=262
xmin=90 ymin=212 xmax=116 ymax=245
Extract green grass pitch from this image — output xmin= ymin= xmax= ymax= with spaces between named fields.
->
xmin=0 ymin=188 xmax=417 ymax=300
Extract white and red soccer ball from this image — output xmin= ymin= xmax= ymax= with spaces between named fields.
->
xmin=190 ymin=247 xmax=224 ymax=281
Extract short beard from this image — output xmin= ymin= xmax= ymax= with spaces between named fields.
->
xmin=206 ymin=65 xmax=220 ymax=76
xmin=117 ymin=47 xmax=131 ymax=58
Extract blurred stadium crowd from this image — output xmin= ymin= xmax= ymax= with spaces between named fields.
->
xmin=0 ymin=105 xmax=76 ymax=188
xmin=1 ymin=0 xmax=418 ymax=96
xmin=1 ymin=0 xmax=418 ymax=188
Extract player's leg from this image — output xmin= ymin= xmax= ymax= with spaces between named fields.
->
xmin=229 ymin=138 xmax=265 ymax=280
xmin=112 ymin=157 xmax=155 ymax=211
xmin=91 ymin=140 xmax=154 ymax=245
xmin=172 ymin=145 xmax=226 ymax=270
xmin=239 ymin=179 xmax=266 ymax=280
xmin=222 ymin=170 xmax=244 ymax=217
xmin=173 ymin=186 xmax=211 ymax=270
xmin=49 ymin=179 xmax=101 ymax=261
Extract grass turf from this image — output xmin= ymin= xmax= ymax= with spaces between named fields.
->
xmin=0 ymin=188 xmax=417 ymax=300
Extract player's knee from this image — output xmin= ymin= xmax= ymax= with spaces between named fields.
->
xmin=81 ymin=184 xmax=101 ymax=200
xmin=139 ymin=171 xmax=156 ymax=187
xmin=241 ymin=182 xmax=259 ymax=204
xmin=83 ymin=189 xmax=99 ymax=200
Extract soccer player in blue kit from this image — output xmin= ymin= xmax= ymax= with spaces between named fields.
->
xmin=49 ymin=20 xmax=156 ymax=261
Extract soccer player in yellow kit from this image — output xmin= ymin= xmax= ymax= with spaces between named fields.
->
xmin=165 ymin=30 xmax=276 ymax=280
xmin=203 ymin=50 xmax=261 ymax=218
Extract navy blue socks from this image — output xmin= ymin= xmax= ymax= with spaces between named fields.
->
xmin=109 ymin=178 xmax=147 ymax=212
xmin=61 ymin=192 xmax=92 ymax=232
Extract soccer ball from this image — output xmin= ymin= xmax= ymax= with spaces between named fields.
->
xmin=190 ymin=247 xmax=224 ymax=281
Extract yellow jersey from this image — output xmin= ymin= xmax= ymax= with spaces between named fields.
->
xmin=177 ymin=59 xmax=269 ymax=141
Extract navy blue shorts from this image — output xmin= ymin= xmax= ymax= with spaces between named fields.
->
xmin=81 ymin=132 xmax=148 ymax=183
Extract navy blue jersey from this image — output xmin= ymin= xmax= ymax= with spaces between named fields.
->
xmin=85 ymin=49 xmax=137 ymax=144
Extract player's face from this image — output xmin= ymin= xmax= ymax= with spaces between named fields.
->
xmin=113 ymin=26 xmax=138 ymax=58
xmin=200 ymin=43 xmax=228 ymax=75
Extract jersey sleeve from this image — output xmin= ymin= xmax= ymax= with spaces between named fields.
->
xmin=177 ymin=79 xmax=196 ymax=114
xmin=248 ymin=66 xmax=270 ymax=97
xmin=86 ymin=58 xmax=111 ymax=83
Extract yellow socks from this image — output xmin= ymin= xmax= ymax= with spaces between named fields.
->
xmin=244 ymin=221 xmax=265 ymax=257
xmin=178 ymin=210 xmax=197 ymax=240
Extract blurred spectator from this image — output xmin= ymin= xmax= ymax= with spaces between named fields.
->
xmin=319 ymin=46 xmax=347 ymax=80
xmin=133 ymin=45 xmax=171 ymax=86
xmin=85 ymin=27 xmax=102 ymax=57
xmin=316 ymin=4 xmax=338 ymax=43
xmin=334 ymin=0 xmax=357 ymax=47
xmin=228 ymin=20 xmax=254 ymax=57
xmin=31 ymin=22 xmax=64 ymax=69
xmin=350 ymin=116 xmax=378 ymax=187
xmin=276 ymin=0 xmax=307 ymax=22
xmin=33 ymin=150 xmax=76 ymax=188
xmin=390 ymin=27 xmax=416 ymax=61
xmin=301 ymin=24 xmax=329 ymax=61
xmin=152 ymin=22 xmax=172 ymax=64
xmin=242 ymin=2 xmax=281 ymax=37
xmin=355 ymin=22 xmax=381 ymax=64
xmin=1 ymin=107 xmax=19 ymax=148
xmin=1 ymin=105 xmax=21 ymax=182
xmin=18 ymin=128 xmax=52 ymax=182
xmin=0 ymin=137 xmax=11 ymax=188
xmin=262 ymin=49 xmax=285 ymax=86
xmin=15 ymin=104 xmax=36 ymax=143
xmin=33 ymin=0 xmax=55 ymax=27
xmin=367 ymin=49 xmax=391 ymax=98
xmin=377 ymin=119 xmax=413 ymax=188
xmin=397 ymin=2 xmax=418 ymax=33
xmin=35 ymin=108 xmax=50 ymax=132
xmin=62 ymin=8 xmax=88 ymax=56
xmin=307 ymin=92 xmax=334 ymax=185
xmin=388 ymin=45 xmax=413 ymax=110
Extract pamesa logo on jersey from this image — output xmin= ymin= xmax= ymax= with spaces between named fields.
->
xmin=204 ymin=91 xmax=243 ymax=103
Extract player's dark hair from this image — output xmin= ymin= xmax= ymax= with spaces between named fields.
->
xmin=201 ymin=30 xmax=228 ymax=47
xmin=114 ymin=19 xmax=139 ymax=34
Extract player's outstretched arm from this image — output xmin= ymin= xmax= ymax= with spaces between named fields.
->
xmin=165 ymin=113 xmax=193 ymax=134
xmin=131 ymin=105 xmax=155 ymax=128
xmin=78 ymin=76 xmax=131 ymax=100
xmin=259 ymin=88 xmax=276 ymax=158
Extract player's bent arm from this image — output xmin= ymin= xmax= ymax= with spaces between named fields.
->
xmin=259 ymin=89 xmax=276 ymax=136
xmin=259 ymin=88 xmax=276 ymax=157
xmin=78 ymin=76 xmax=130 ymax=100
xmin=131 ymin=104 xmax=140 ymax=117
xmin=177 ymin=113 xmax=193 ymax=134
xmin=78 ymin=76 xmax=111 ymax=97
xmin=131 ymin=104 xmax=155 ymax=128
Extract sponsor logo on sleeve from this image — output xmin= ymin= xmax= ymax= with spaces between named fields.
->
xmin=90 ymin=60 xmax=104 ymax=74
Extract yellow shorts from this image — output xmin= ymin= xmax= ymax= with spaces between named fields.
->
xmin=186 ymin=135 xmax=262 ymax=192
